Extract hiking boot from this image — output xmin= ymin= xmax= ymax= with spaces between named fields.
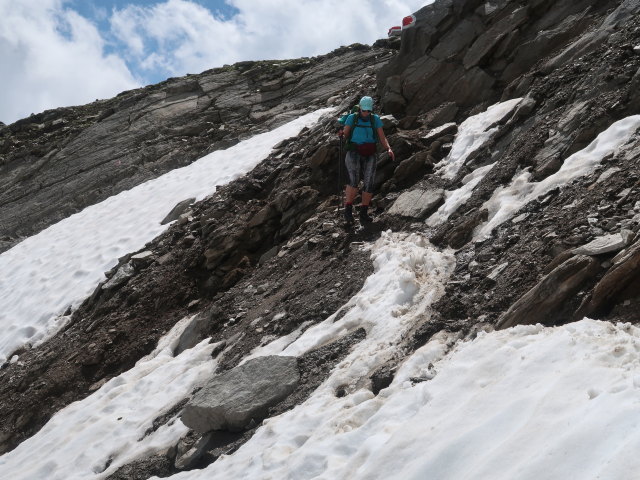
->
xmin=344 ymin=204 xmax=354 ymax=225
xmin=359 ymin=205 xmax=373 ymax=223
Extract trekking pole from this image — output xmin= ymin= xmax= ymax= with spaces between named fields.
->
xmin=338 ymin=138 xmax=343 ymax=217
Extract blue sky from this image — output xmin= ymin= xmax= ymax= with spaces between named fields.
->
xmin=0 ymin=0 xmax=429 ymax=124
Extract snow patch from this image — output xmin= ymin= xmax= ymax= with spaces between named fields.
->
xmin=157 ymin=319 xmax=640 ymax=480
xmin=437 ymin=98 xmax=521 ymax=180
xmin=474 ymin=115 xmax=640 ymax=239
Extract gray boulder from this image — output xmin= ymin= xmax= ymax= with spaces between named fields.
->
xmin=161 ymin=198 xmax=195 ymax=225
xmin=102 ymin=263 xmax=134 ymax=291
xmin=181 ymin=355 xmax=299 ymax=433
xmin=388 ymin=189 xmax=445 ymax=219
xmin=572 ymin=231 xmax=633 ymax=256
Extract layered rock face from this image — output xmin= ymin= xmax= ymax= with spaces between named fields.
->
xmin=378 ymin=0 xmax=630 ymax=117
xmin=0 ymin=44 xmax=394 ymax=252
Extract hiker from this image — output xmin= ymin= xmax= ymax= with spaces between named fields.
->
xmin=340 ymin=96 xmax=394 ymax=224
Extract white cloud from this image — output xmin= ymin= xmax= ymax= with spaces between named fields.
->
xmin=0 ymin=0 xmax=139 ymax=124
xmin=109 ymin=0 xmax=429 ymax=76
xmin=0 ymin=0 xmax=430 ymax=124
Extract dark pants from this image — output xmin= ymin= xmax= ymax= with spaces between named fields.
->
xmin=345 ymin=151 xmax=377 ymax=193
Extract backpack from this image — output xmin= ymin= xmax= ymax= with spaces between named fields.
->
xmin=342 ymin=112 xmax=379 ymax=152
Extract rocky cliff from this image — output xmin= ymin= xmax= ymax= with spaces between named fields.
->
xmin=3 ymin=0 xmax=640 ymax=477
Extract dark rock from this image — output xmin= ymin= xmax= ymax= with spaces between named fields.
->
xmin=130 ymin=251 xmax=154 ymax=269
xmin=496 ymin=255 xmax=600 ymax=329
xmin=463 ymin=7 xmax=529 ymax=70
xmin=102 ymin=263 xmax=134 ymax=291
xmin=577 ymin=239 xmax=640 ymax=317
xmin=181 ymin=356 xmax=299 ymax=432
xmin=572 ymin=231 xmax=632 ymax=256
xmin=421 ymin=102 xmax=459 ymax=128
xmin=161 ymin=198 xmax=196 ymax=225
xmin=444 ymin=209 xmax=489 ymax=249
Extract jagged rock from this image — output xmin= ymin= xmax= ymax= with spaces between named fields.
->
xmin=379 ymin=115 xmax=399 ymax=130
xmin=181 ymin=356 xmax=299 ymax=433
xmin=130 ymin=251 xmax=154 ymax=268
xmin=487 ymin=262 xmax=509 ymax=282
xmin=174 ymin=314 xmax=211 ymax=356
xmin=308 ymin=145 xmax=337 ymax=169
xmin=161 ymin=198 xmax=196 ymax=225
xmin=422 ymin=123 xmax=458 ymax=143
xmin=496 ymin=255 xmax=600 ymax=329
xmin=174 ymin=433 xmax=212 ymax=470
xmin=444 ymin=209 xmax=489 ymax=249
xmin=102 ymin=263 xmax=134 ymax=291
xmin=392 ymin=151 xmax=433 ymax=184
xmin=387 ymin=189 xmax=445 ymax=219
xmin=572 ymin=231 xmax=633 ymax=256
xmin=576 ymin=239 xmax=640 ymax=317
xmin=463 ymin=7 xmax=529 ymax=70
xmin=258 ymin=246 xmax=279 ymax=264
xmin=421 ymin=102 xmax=459 ymax=128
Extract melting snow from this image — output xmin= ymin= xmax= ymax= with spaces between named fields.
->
xmin=437 ymin=98 xmax=521 ymax=180
xmin=151 ymin=317 xmax=640 ymax=480
xmin=475 ymin=115 xmax=640 ymax=240
xmin=0 ymin=108 xmax=333 ymax=364
xmin=427 ymin=163 xmax=495 ymax=226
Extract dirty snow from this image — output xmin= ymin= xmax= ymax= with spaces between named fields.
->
xmin=475 ymin=114 xmax=640 ymax=239
xmin=437 ymin=98 xmax=521 ymax=180
xmin=147 ymin=314 xmax=640 ymax=480
xmin=0 ymin=108 xmax=333 ymax=364
xmin=427 ymin=163 xmax=495 ymax=226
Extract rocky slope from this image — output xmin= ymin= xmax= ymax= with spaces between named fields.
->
xmin=0 ymin=42 xmax=396 ymax=253
xmin=3 ymin=0 xmax=640 ymax=476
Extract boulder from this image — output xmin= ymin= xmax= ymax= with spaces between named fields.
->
xmin=576 ymin=238 xmax=640 ymax=317
xmin=496 ymin=255 xmax=600 ymax=329
xmin=392 ymin=151 xmax=433 ymax=184
xmin=161 ymin=198 xmax=196 ymax=225
xmin=572 ymin=232 xmax=633 ymax=256
xmin=388 ymin=189 xmax=445 ymax=219
xmin=102 ymin=263 xmax=134 ymax=291
xmin=308 ymin=145 xmax=337 ymax=169
xmin=174 ymin=313 xmax=211 ymax=356
xmin=130 ymin=251 xmax=154 ymax=268
xmin=444 ymin=209 xmax=488 ymax=249
xmin=421 ymin=102 xmax=459 ymax=128
xmin=181 ymin=355 xmax=299 ymax=433
xmin=422 ymin=123 xmax=458 ymax=143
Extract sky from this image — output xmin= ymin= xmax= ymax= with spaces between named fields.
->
xmin=0 ymin=0 xmax=429 ymax=125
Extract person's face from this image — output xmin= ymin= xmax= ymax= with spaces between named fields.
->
xmin=360 ymin=109 xmax=371 ymax=117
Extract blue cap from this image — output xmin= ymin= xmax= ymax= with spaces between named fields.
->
xmin=359 ymin=96 xmax=374 ymax=111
